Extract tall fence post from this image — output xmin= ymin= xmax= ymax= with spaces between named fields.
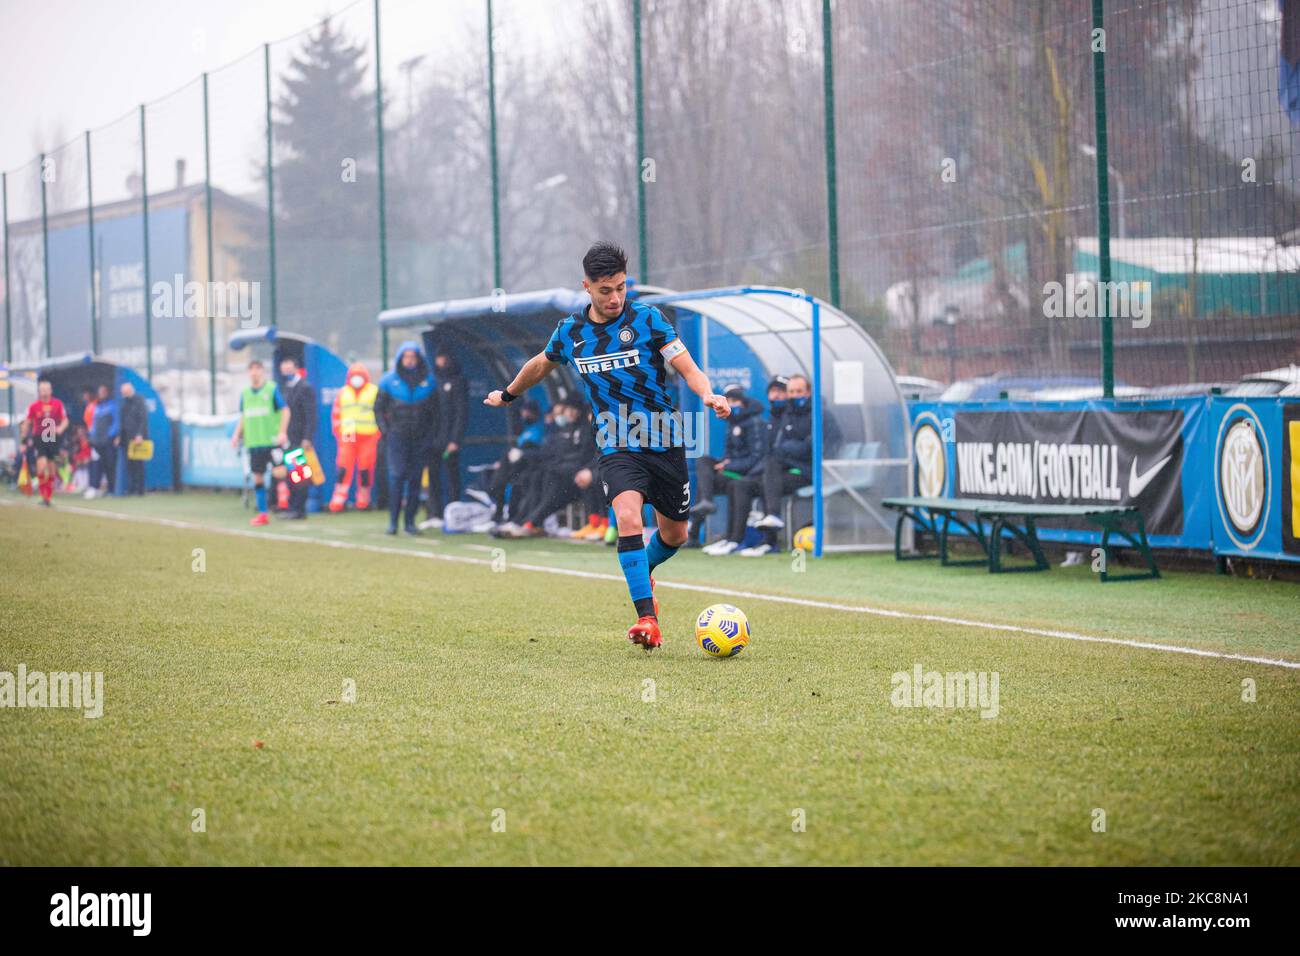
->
xmin=1091 ymin=0 xmax=1114 ymax=398
xmin=203 ymin=72 xmax=217 ymax=413
xmin=487 ymin=0 xmax=501 ymax=292
xmin=821 ymin=0 xmax=840 ymax=308
xmin=634 ymin=0 xmax=647 ymax=282
xmin=139 ymin=105 xmax=153 ymax=380
xmin=39 ymin=153 xmax=51 ymax=358
xmin=86 ymin=131 xmax=98 ymax=355
xmin=264 ymin=43 xmax=278 ymax=330
xmin=375 ymin=0 xmax=390 ymax=363
xmin=2 ymin=172 xmax=12 ymax=426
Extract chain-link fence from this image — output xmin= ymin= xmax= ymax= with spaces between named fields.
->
xmin=3 ymin=0 xmax=1297 ymax=417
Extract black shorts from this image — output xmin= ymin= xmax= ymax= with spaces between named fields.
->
xmin=248 ymin=446 xmax=282 ymax=475
xmin=597 ymin=446 xmax=691 ymax=521
xmin=29 ymin=439 xmax=60 ymax=464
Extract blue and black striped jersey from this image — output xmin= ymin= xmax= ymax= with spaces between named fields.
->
xmin=544 ymin=300 xmax=687 ymax=454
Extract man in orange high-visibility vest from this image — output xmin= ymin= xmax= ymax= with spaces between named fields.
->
xmin=329 ymin=362 xmax=381 ymax=511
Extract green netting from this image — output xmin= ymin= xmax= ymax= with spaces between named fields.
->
xmin=494 ymin=0 xmax=637 ymax=291
xmin=644 ymin=0 xmax=828 ymax=293
xmin=5 ymin=158 xmax=48 ymax=364
xmin=88 ymin=110 xmax=145 ymax=371
xmin=382 ymin=0 xmax=493 ymax=306
xmin=5 ymin=0 xmax=1297 ymax=395
xmin=206 ymin=48 xmax=271 ymax=412
xmin=835 ymin=2 xmax=1101 ymax=387
xmin=268 ymin=0 xmax=380 ymax=359
xmin=44 ymin=135 xmax=91 ymax=358
xmin=1103 ymin=0 xmax=1300 ymax=388
xmin=143 ymin=78 xmax=207 ymax=409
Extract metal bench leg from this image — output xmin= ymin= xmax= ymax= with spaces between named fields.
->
xmin=1024 ymin=516 xmax=1049 ymax=571
xmin=1095 ymin=513 xmax=1161 ymax=582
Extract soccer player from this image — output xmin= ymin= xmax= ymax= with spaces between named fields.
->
xmin=484 ymin=242 xmax=730 ymax=649
xmin=231 ymin=360 xmax=289 ymax=526
xmin=21 ymin=377 xmax=70 ymax=507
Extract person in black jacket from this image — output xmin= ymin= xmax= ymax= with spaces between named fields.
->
xmin=499 ymin=402 xmax=598 ymax=537
xmin=118 ymin=381 xmax=150 ymax=496
xmin=423 ymin=348 xmax=468 ymax=527
xmin=743 ymin=374 xmax=840 ymax=556
xmin=278 ymin=356 xmax=318 ymax=520
xmin=374 ymin=340 xmax=436 ymax=535
xmin=688 ymin=383 xmax=767 ymax=551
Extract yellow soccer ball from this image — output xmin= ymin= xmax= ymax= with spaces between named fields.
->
xmin=695 ymin=603 xmax=751 ymax=658
xmin=793 ymin=525 xmax=815 ymax=552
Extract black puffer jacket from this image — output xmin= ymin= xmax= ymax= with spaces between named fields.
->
xmin=431 ymin=352 xmax=468 ymax=448
xmin=282 ymin=375 xmax=318 ymax=448
xmin=119 ymin=394 xmax=149 ymax=441
xmin=772 ymin=399 xmax=813 ymax=470
xmin=720 ymin=396 xmax=766 ymax=475
xmin=539 ymin=417 xmax=594 ymax=473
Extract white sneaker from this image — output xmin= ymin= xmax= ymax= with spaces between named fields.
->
xmin=746 ymin=509 xmax=764 ymax=526
xmin=755 ymin=514 xmax=784 ymax=529
xmin=418 ymin=516 xmax=444 ymax=530
xmin=1060 ymin=550 xmax=1084 ymax=567
xmin=705 ymin=540 xmax=740 ymax=556
xmin=738 ymin=543 xmax=774 ymax=557
xmin=83 ymin=488 xmax=98 ymax=500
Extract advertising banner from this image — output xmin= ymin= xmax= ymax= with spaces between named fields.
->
xmin=1208 ymin=397 xmax=1300 ymax=563
xmin=909 ymin=398 xmax=1212 ymax=550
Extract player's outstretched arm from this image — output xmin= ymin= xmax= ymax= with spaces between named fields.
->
xmin=669 ymin=349 xmax=730 ymax=419
xmin=484 ymin=352 xmax=558 ymax=407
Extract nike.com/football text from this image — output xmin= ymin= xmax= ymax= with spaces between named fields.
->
xmin=955 ymin=440 xmax=1173 ymax=501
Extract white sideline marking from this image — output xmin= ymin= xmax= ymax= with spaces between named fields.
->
xmin=6 ymin=497 xmax=1299 ymax=671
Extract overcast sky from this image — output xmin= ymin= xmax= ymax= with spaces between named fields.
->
xmin=0 ymin=0 xmax=379 ymax=174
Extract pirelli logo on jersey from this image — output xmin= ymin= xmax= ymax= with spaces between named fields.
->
xmin=575 ymin=348 xmax=641 ymax=375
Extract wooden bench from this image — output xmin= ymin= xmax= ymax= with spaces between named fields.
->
xmin=881 ymin=496 xmax=1160 ymax=582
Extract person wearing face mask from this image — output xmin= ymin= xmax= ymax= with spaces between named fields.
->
xmin=276 ymin=356 xmax=318 ymax=520
xmin=743 ymin=373 xmax=839 ymax=555
xmin=421 ymin=349 xmax=468 ymax=530
xmin=374 ymin=341 xmax=436 ymax=535
xmin=499 ymin=403 xmax=597 ymax=537
xmin=482 ymin=398 xmax=544 ymax=527
xmin=688 ymin=383 xmax=767 ymax=554
xmin=329 ymin=362 xmax=380 ymax=512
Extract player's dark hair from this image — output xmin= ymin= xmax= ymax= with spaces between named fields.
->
xmin=279 ymin=355 xmax=302 ymax=370
xmin=37 ymin=376 xmax=52 ymax=387
xmin=248 ymin=360 xmax=264 ymax=370
xmin=583 ymin=241 xmax=627 ymax=282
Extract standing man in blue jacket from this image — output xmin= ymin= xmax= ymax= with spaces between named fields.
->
xmin=374 ymin=341 xmax=436 ymax=535
xmin=86 ymin=383 xmax=119 ymax=498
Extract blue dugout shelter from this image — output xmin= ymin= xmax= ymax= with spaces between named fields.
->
xmin=379 ymin=286 xmax=909 ymax=553
xmin=6 ymin=352 xmax=174 ymax=492
xmin=227 ymin=327 xmax=349 ymax=511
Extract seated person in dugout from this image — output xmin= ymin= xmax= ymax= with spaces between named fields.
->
xmin=495 ymin=402 xmax=600 ymax=538
xmin=688 ymin=383 xmax=768 ymax=551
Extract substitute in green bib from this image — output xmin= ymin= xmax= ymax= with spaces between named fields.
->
xmin=231 ymin=360 xmax=289 ymax=526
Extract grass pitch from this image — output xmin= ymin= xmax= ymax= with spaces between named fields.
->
xmin=1 ymin=491 xmax=1297 ymax=865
